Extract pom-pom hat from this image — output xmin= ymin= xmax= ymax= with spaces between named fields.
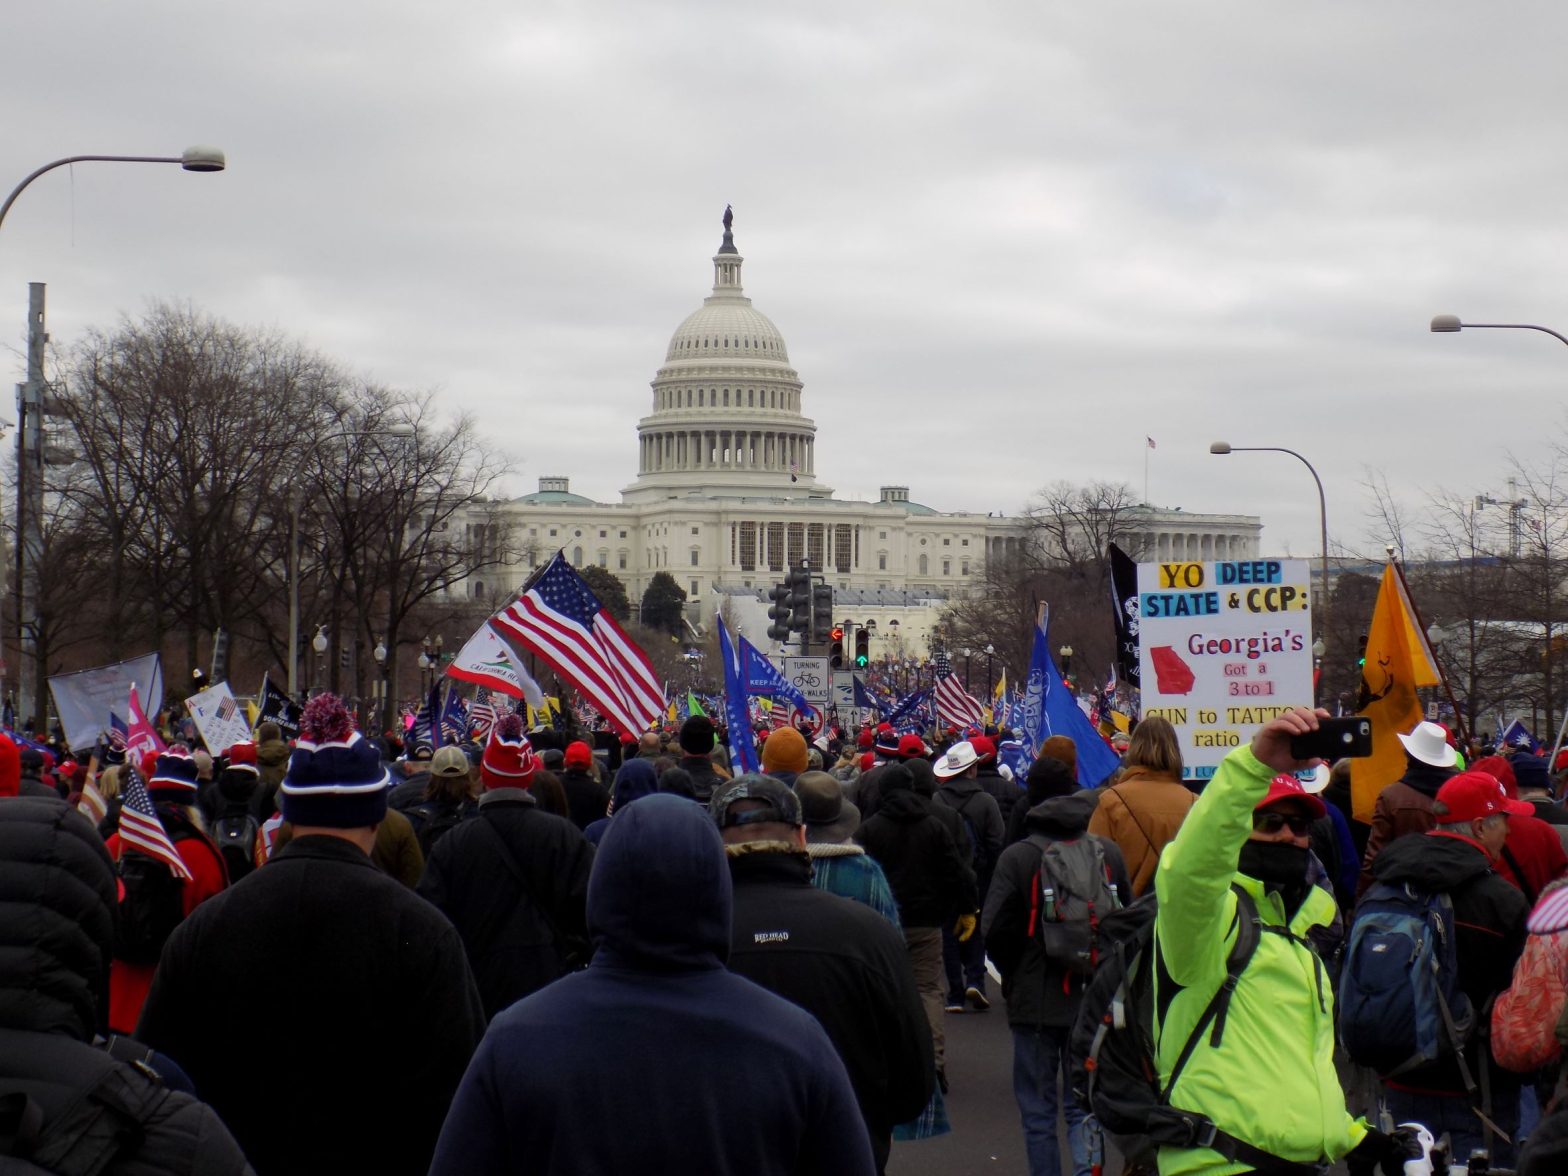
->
xmin=149 ymin=747 xmax=201 ymax=793
xmin=481 ymin=714 xmax=540 ymax=790
xmin=281 ymin=694 xmax=390 ymax=828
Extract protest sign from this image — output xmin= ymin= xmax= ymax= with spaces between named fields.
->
xmin=184 ymin=681 xmax=253 ymax=755
xmin=1136 ymin=558 xmax=1314 ymax=783
xmin=48 ymin=653 xmax=163 ymax=752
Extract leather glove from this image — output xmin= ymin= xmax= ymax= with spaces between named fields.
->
xmin=1345 ymin=1127 xmax=1417 ymax=1176
xmin=954 ymin=914 xmax=977 ymax=943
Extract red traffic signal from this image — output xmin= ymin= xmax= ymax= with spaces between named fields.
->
xmin=830 ymin=627 xmax=844 ymax=642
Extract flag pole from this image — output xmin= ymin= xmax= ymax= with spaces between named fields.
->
xmin=1390 ymin=557 xmax=1472 ymax=749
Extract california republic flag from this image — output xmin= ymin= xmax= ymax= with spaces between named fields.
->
xmin=447 ymin=622 xmax=544 ymax=708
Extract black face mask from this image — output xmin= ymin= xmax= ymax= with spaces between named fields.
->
xmin=1238 ymin=840 xmax=1311 ymax=891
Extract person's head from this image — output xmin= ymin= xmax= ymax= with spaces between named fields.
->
xmin=217 ymin=740 xmax=261 ymax=804
xmin=1025 ymin=755 xmax=1076 ymax=804
xmin=760 ymin=728 xmax=809 ymax=778
xmin=711 ymin=773 xmax=806 ymax=848
xmin=658 ymin=766 xmax=697 ymax=800
xmin=1510 ymin=754 xmax=1552 ymax=798
xmin=1109 ymin=731 xmax=1131 ymax=755
xmin=679 ymin=715 xmax=716 ymax=758
xmin=896 ymin=733 xmax=930 ymax=762
xmin=0 ymin=797 xmax=117 ymax=1040
xmin=796 ymin=770 xmax=860 ymax=844
xmin=258 ymin=720 xmax=283 ymax=744
xmin=191 ymin=749 xmax=214 ymax=782
xmin=1249 ymin=775 xmax=1325 ymax=849
xmin=1398 ymin=720 xmax=1459 ymax=774
xmin=1433 ymin=770 xmax=1531 ymax=858
xmin=1124 ymin=717 xmax=1182 ymax=778
xmin=610 ymin=757 xmax=660 ymax=813
xmin=280 ymin=694 xmax=391 ymax=840
xmin=637 ymin=732 xmax=663 ymax=758
xmin=878 ymin=761 xmax=915 ymax=796
xmin=481 ymin=714 xmax=540 ymax=791
xmin=590 ymin=793 xmax=731 ymax=969
xmin=969 ymin=735 xmax=997 ymax=767
xmin=530 ymin=768 xmax=570 ymax=818
xmin=1039 ymin=735 xmax=1078 ymax=781
xmin=426 ymin=744 xmax=474 ymax=805
xmin=933 ymin=740 xmax=980 ymax=782
xmin=148 ymin=747 xmax=202 ymax=804
xmin=904 ymin=756 xmax=938 ymax=797
xmin=563 ymin=740 xmax=595 ymax=776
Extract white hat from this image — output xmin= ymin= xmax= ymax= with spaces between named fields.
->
xmin=934 ymin=741 xmax=980 ymax=780
xmin=1397 ymin=720 xmax=1458 ymax=768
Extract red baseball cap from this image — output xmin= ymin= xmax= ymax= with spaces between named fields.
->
xmin=897 ymin=734 xmax=930 ymax=760
xmin=1436 ymin=770 xmax=1533 ymax=823
xmin=1256 ymin=774 xmax=1327 ymax=820
xmin=564 ymin=741 xmax=593 ymax=771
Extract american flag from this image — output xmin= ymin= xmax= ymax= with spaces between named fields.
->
xmin=932 ymin=650 xmax=986 ymax=730
xmin=490 ymin=553 xmax=665 ymax=739
xmin=116 ymin=765 xmax=193 ymax=881
xmin=469 ymin=687 xmax=499 ymax=739
xmin=217 ymin=695 xmax=238 ymax=723
xmin=79 ymin=778 xmax=109 ymax=825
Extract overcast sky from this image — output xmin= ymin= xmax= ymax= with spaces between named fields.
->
xmin=5 ymin=2 xmax=1568 ymax=561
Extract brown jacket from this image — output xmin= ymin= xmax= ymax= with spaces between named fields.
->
xmin=1087 ymin=765 xmax=1196 ymax=897
xmin=1357 ymin=778 xmax=1438 ymax=895
xmin=272 ymin=807 xmax=426 ymax=888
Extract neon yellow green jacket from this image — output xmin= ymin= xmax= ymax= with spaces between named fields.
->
xmin=1152 ymin=744 xmax=1368 ymax=1176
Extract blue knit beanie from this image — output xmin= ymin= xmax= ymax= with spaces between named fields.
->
xmin=281 ymin=694 xmax=390 ymax=828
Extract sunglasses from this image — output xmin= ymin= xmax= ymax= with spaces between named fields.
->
xmin=1253 ymin=811 xmax=1313 ymax=837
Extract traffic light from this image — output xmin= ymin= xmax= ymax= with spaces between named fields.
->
xmin=829 ymin=627 xmax=845 ymax=669
xmin=854 ymin=629 xmax=870 ymax=668
xmin=811 ymin=583 xmax=834 ymax=644
xmin=766 ymin=582 xmax=792 ymax=642
xmin=786 ymin=565 xmax=811 ymax=635
xmin=1357 ymin=632 xmax=1368 ymax=669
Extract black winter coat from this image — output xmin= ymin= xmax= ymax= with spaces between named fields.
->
xmin=559 ymin=768 xmax=611 ymax=830
xmin=934 ymin=775 xmax=1005 ymax=892
xmin=976 ymin=764 xmax=1025 ymax=828
xmin=418 ymin=789 xmax=595 ymax=1020
xmin=1369 ymin=831 xmax=1530 ymax=1094
xmin=677 ymin=754 xmax=727 ymax=804
xmin=856 ymin=788 xmax=978 ymax=928
xmin=137 ymin=834 xmax=485 ymax=1176
xmin=982 ymin=793 xmax=1131 ymax=1028
xmin=725 ymin=848 xmax=933 ymax=1171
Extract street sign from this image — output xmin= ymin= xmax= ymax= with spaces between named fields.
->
xmin=783 ymin=656 xmax=830 ymax=705
xmin=830 ymin=670 xmax=856 ymax=710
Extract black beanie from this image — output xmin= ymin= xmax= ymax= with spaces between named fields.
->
xmin=679 ymin=715 xmax=716 ymax=756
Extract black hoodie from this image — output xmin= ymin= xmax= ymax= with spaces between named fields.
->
xmin=856 ymin=773 xmax=978 ymax=928
xmin=1370 ymin=831 xmax=1529 ymax=1093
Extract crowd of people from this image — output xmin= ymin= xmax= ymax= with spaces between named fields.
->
xmin=4 ymin=690 xmax=1568 ymax=1175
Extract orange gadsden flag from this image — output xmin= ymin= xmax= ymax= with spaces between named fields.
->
xmin=1349 ymin=562 xmax=1442 ymax=822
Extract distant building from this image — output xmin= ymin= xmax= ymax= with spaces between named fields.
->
xmin=461 ymin=215 xmax=1262 ymax=653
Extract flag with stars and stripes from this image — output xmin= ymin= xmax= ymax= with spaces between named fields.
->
xmin=116 ymin=765 xmax=192 ymax=881
xmin=490 ymin=552 xmax=665 ymax=740
xmin=469 ymin=688 xmax=499 ymax=740
xmin=932 ymin=650 xmax=986 ymax=731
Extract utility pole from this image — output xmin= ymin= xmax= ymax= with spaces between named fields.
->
xmin=14 ymin=283 xmax=46 ymax=731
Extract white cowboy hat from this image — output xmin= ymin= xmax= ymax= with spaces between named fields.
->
xmin=933 ymin=740 xmax=980 ymax=780
xmin=1397 ymin=720 xmax=1458 ymax=768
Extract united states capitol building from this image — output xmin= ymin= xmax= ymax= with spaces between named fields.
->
xmin=467 ymin=213 xmax=1262 ymax=651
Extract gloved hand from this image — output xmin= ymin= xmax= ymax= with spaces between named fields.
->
xmin=1345 ymin=1127 xmax=1419 ymax=1176
xmin=954 ymin=914 xmax=977 ymax=943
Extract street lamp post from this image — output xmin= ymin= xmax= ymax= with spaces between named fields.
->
xmin=961 ymin=647 xmax=972 ymax=693
xmin=1210 ymin=442 xmax=1331 ymax=636
xmin=373 ymin=637 xmax=387 ymax=731
xmin=986 ymin=643 xmax=995 ymax=699
xmin=4 ymin=147 xmax=225 ymax=729
xmin=1059 ymin=644 xmax=1074 ymax=692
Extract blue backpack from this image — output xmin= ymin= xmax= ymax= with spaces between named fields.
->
xmin=1338 ymin=880 xmax=1475 ymax=1079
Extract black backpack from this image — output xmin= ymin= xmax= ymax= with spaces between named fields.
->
xmin=410 ymin=801 xmax=466 ymax=858
xmin=211 ymin=812 xmax=258 ymax=883
xmin=112 ymin=811 xmax=196 ymax=966
xmin=1069 ymin=885 xmax=1309 ymax=1173
xmin=937 ymin=788 xmax=994 ymax=880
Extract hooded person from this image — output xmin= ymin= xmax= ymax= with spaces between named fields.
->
xmin=137 ymin=693 xmax=485 ymax=1176
xmin=583 ymin=757 xmax=660 ymax=846
xmin=1357 ymin=719 xmax=1459 ymax=894
xmin=104 ymin=747 xmax=229 ymax=1035
xmin=418 ymin=714 xmax=595 ymax=1021
xmin=251 ymin=719 xmax=291 ymax=821
xmin=210 ymin=740 xmax=263 ymax=882
xmin=712 ymin=775 xmax=932 ymax=1174
xmin=0 ymin=796 xmax=253 ymax=1173
xmin=1507 ymin=752 xmax=1568 ymax=850
xmin=429 ymin=794 xmax=876 ymax=1176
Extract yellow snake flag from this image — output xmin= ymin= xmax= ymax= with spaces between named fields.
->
xmin=1349 ymin=562 xmax=1441 ymax=822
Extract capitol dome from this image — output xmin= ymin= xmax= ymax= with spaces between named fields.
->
xmin=625 ymin=209 xmax=822 ymax=504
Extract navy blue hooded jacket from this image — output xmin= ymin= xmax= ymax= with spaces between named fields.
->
xmin=582 ymin=757 xmax=659 ymax=846
xmin=430 ymin=794 xmax=875 ymax=1175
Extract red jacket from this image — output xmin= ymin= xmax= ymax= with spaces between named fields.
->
xmin=106 ymin=818 xmax=227 ymax=1033
xmin=1495 ymin=814 xmax=1568 ymax=906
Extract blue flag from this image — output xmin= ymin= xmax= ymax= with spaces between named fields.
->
xmin=717 ymin=616 xmax=760 ymax=774
xmin=1018 ymin=613 xmax=1121 ymax=788
xmin=439 ymin=688 xmax=469 ymax=746
xmin=1499 ymin=719 xmax=1540 ymax=754
xmin=852 ymin=674 xmax=880 ymax=712
xmin=884 ymin=687 xmax=932 ymax=729
xmin=739 ymin=637 xmax=812 ymax=713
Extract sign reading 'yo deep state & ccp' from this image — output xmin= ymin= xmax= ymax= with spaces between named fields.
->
xmin=1136 ymin=558 xmax=1314 ymax=782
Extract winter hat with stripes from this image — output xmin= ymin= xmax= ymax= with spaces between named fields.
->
xmin=280 ymin=694 xmax=390 ymax=828
xmin=481 ymin=714 xmax=540 ymax=790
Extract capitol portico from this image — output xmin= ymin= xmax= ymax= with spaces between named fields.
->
xmin=466 ymin=212 xmax=1264 ymax=650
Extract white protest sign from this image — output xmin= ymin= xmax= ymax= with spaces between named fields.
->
xmin=1136 ymin=558 xmax=1314 ymax=784
xmin=184 ymin=681 xmax=253 ymax=755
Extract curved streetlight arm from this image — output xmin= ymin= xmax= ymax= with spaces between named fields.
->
xmin=0 ymin=154 xmax=222 ymax=236
xmin=1211 ymin=445 xmax=1330 ymax=635
xmin=1432 ymin=319 xmax=1568 ymax=350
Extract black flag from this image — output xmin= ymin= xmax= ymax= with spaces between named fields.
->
xmin=1107 ymin=542 xmax=1141 ymax=689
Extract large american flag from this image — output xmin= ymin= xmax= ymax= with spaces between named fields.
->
xmin=933 ymin=650 xmax=986 ymax=731
xmin=490 ymin=553 xmax=665 ymax=739
xmin=116 ymin=765 xmax=193 ymax=881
